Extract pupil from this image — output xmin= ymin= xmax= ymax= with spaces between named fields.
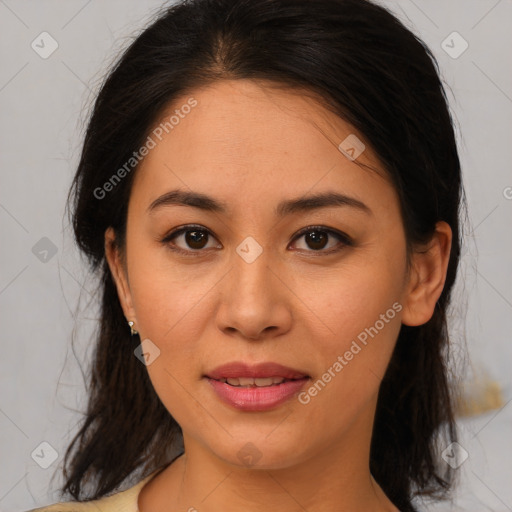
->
xmin=306 ymin=231 xmax=327 ymax=250
xmin=186 ymin=230 xmax=207 ymax=249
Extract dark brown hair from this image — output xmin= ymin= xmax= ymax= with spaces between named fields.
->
xmin=61 ymin=1 xmax=464 ymax=510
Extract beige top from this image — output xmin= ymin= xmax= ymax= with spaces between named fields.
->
xmin=25 ymin=469 xmax=164 ymax=512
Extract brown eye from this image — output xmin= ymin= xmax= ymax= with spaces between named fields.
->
xmin=290 ymin=226 xmax=352 ymax=253
xmin=163 ymin=225 xmax=221 ymax=253
xmin=183 ymin=229 xmax=209 ymax=249
xmin=304 ymin=230 xmax=329 ymax=250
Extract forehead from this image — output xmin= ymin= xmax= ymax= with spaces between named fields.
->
xmin=131 ymin=79 xmax=393 ymax=214
xmin=149 ymin=79 xmax=371 ymax=162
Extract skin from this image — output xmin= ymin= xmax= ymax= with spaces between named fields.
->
xmin=105 ymin=79 xmax=452 ymax=512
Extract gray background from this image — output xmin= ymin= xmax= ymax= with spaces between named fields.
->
xmin=1 ymin=1 xmax=511 ymax=511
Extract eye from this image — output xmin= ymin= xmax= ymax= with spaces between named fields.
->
xmin=162 ymin=224 xmax=221 ymax=255
xmin=161 ymin=224 xmax=352 ymax=256
xmin=289 ymin=226 xmax=352 ymax=254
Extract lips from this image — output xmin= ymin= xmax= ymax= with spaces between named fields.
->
xmin=204 ymin=361 xmax=309 ymax=381
xmin=217 ymin=376 xmax=290 ymax=387
xmin=204 ymin=362 xmax=311 ymax=411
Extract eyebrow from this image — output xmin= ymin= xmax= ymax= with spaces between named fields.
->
xmin=147 ymin=189 xmax=372 ymax=217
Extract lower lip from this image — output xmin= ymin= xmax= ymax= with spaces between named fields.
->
xmin=205 ymin=377 xmax=309 ymax=411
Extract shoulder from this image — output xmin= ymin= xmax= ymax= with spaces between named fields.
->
xmin=24 ymin=493 xmax=134 ymax=512
xmin=24 ymin=497 xmax=129 ymax=512
xmin=23 ymin=469 xmax=163 ymax=512
xmin=24 ymin=503 xmax=99 ymax=512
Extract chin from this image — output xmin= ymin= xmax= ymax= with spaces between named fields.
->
xmin=212 ymin=435 xmax=312 ymax=471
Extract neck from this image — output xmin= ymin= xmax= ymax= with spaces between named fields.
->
xmin=173 ymin=449 xmax=397 ymax=512
xmin=139 ymin=403 xmax=399 ymax=512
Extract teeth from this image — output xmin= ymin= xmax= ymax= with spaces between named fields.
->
xmin=220 ymin=377 xmax=287 ymax=387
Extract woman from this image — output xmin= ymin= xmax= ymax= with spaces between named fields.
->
xmin=28 ymin=0 xmax=463 ymax=510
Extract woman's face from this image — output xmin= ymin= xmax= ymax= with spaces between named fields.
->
xmin=106 ymin=79 xmax=446 ymax=470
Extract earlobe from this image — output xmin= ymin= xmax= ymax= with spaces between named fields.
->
xmin=104 ymin=227 xmax=137 ymax=323
xmin=401 ymin=221 xmax=452 ymax=327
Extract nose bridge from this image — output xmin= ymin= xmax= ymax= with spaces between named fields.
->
xmin=231 ymin=234 xmax=274 ymax=298
xmin=214 ymin=233 xmax=291 ymax=339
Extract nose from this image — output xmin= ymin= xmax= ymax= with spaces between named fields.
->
xmin=214 ymin=243 xmax=293 ymax=341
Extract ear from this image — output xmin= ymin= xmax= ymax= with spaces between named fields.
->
xmin=401 ymin=221 xmax=452 ymax=327
xmin=104 ymin=227 xmax=137 ymax=325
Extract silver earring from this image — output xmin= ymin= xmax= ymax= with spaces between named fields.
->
xmin=128 ymin=320 xmax=138 ymax=336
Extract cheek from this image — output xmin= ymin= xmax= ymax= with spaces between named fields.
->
xmin=301 ymin=251 xmax=405 ymax=404
xmin=313 ymin=247 xmax=405 ymax=341
xmin=293 ymin=280 xmax=402 ymax=450
xmin=126 ymin=266 xmax=214 ymax=423
xmin=129 ymin=270 xmax=212 ymax=357
xmin=125 ymin=227 xmax=219 ymax=343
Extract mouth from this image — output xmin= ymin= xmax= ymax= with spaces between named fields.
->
xmin=203 ymin=361 xmax=310 ymax=411
xmin=211 ymin=376 xmax=307 ymax=387
xmin=204 ymin=361 xmax=310 ymax=382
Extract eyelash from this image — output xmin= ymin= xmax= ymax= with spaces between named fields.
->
xmin=160 ymin=224 xmax=353 ymax=257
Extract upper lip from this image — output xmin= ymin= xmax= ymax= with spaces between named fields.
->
xmin=204 ymin=362 xmax=309 ymax=380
